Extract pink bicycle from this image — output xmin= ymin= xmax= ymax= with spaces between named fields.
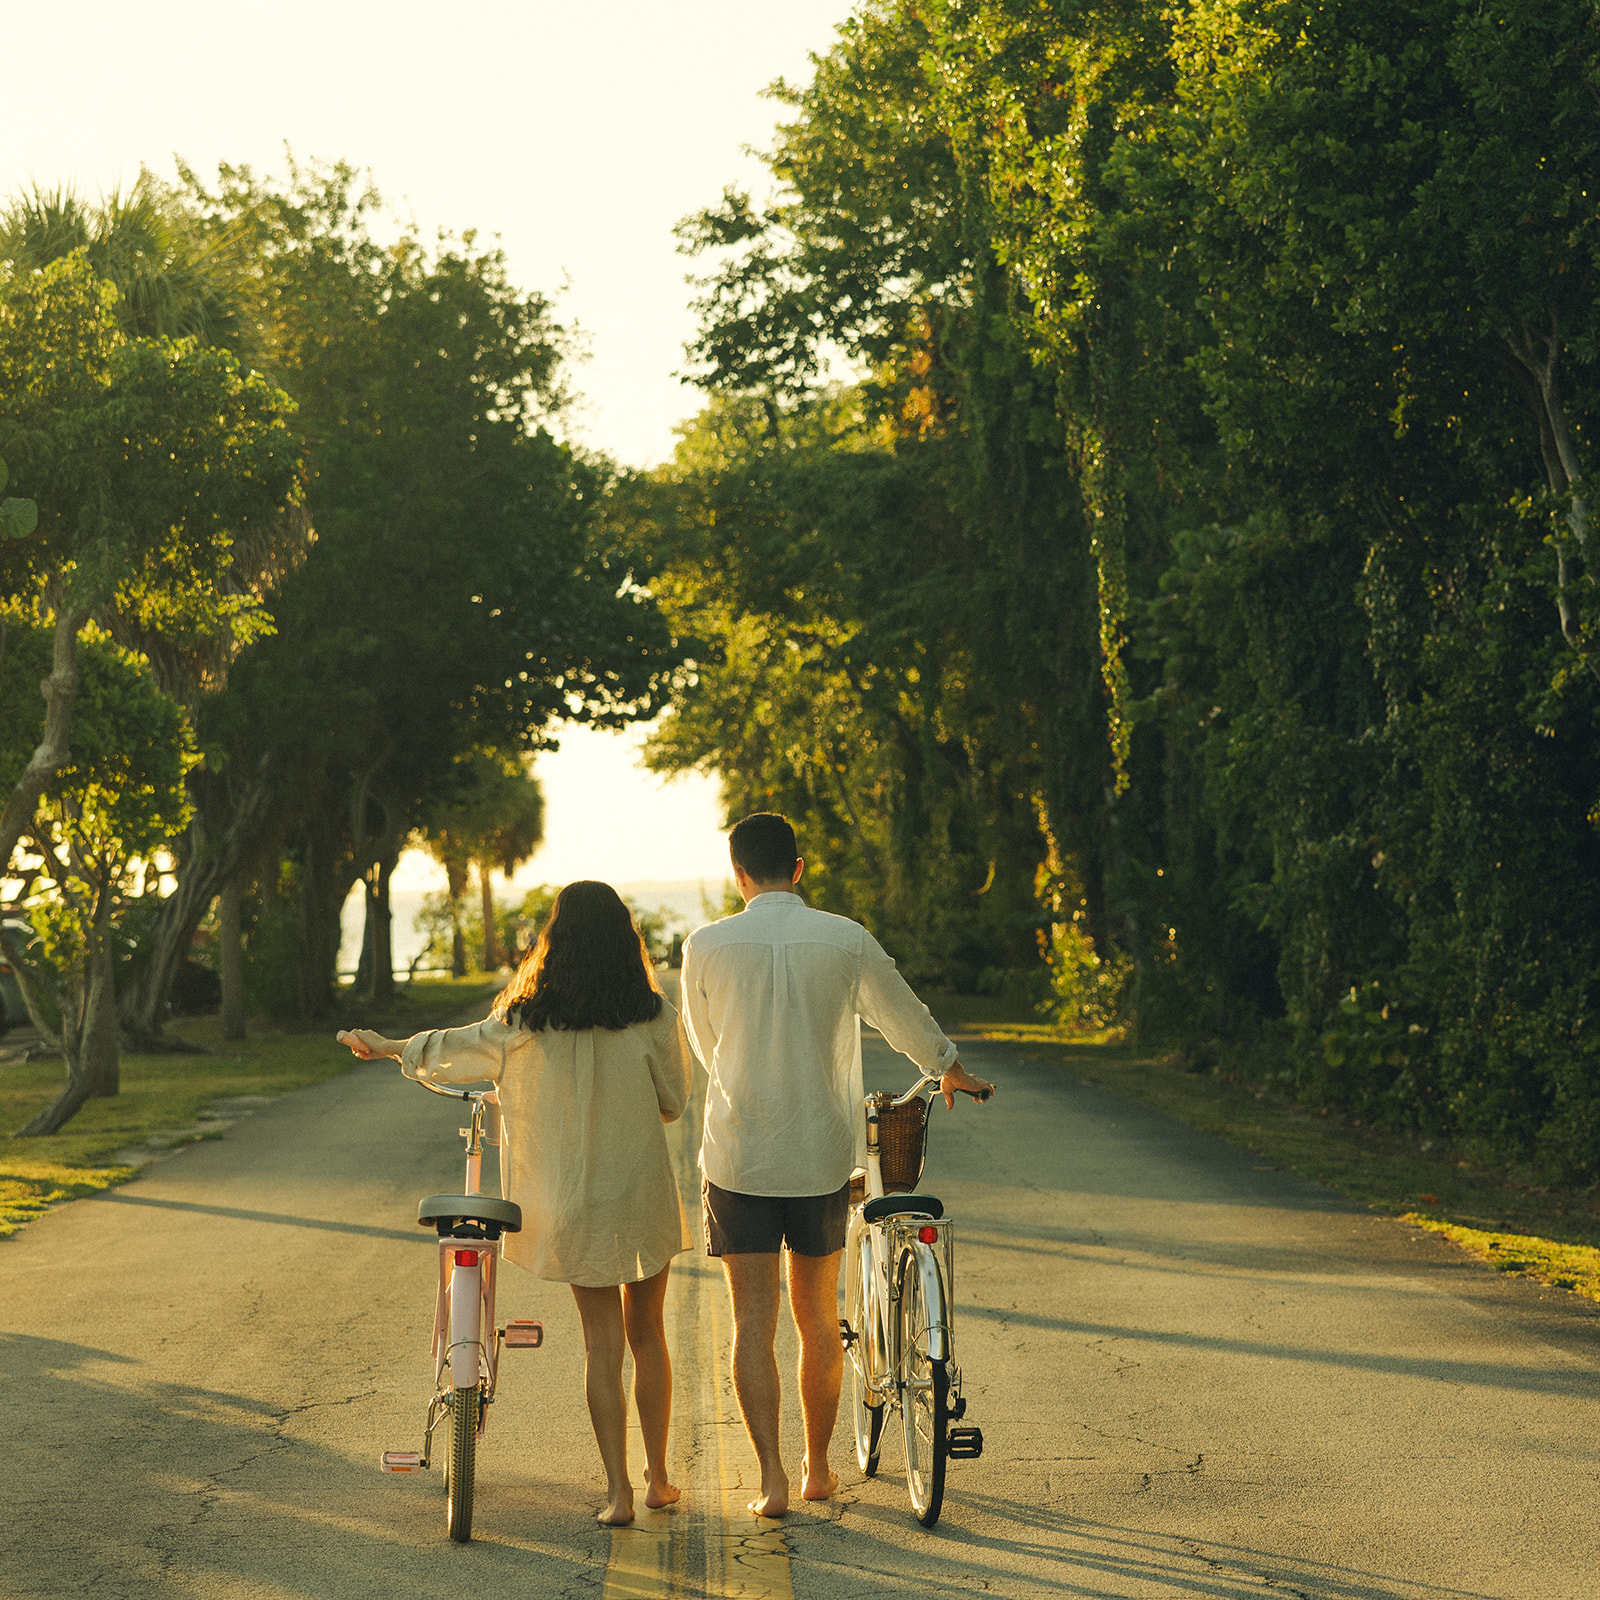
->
xmin=379 ymin=1080 xmax=545 ymax=1542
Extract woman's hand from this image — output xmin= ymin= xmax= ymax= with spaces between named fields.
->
xmin=336 ymin=1028 xmax=401 ymax=1061
xmin=939 ymin=1060 xmax=995 ymax=1110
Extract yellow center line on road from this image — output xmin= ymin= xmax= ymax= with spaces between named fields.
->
xmin=601 ymin=1018 xmax=795 ymax=1600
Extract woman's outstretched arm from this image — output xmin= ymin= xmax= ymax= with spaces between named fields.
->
xmin=337 ymin=1029 xmax=405 ymax=1060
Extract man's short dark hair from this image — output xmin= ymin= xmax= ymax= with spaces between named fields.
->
xmin=730 ymin=812 xmax=799 ymax=884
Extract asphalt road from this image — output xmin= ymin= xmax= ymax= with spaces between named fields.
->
xmin=4 ymin=1012 xmax=1599 ymax=1599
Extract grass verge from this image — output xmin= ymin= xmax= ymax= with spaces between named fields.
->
xmin=929 ymin=994 xmax=1600 ymax=1307
xmin=0 ymin=976 xmax=499 ymax=1240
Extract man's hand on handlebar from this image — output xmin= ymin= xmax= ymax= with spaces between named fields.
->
xmin=939 ymin=1060 xmax=995 ymax=1110
xmin=336 ymin=1028 xmax=402 ymax=1061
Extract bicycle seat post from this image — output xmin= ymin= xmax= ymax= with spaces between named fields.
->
xmin=462 ymin=1097 xmax=486 ymax=1197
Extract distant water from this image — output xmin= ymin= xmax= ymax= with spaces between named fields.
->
xmin=338 ymin=877 xmax=733 ymax=976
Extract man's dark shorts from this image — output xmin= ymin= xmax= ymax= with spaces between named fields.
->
xmin=703 ymin=1178 xmax=850 ymax=1257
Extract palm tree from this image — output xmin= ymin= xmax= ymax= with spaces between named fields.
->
xmin=419 ymin=754 xmax=546 ymax=974
xmin=0 ymin=173 xmax=249 ymax=348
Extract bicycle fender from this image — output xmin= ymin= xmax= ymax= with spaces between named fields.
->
xmin=906 ymin=1242 xmax=951 ymax=1363
xmin=449 ymin=1260 xmax=484 ymax=1388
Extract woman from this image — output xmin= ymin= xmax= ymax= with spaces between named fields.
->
xmin=338 ymin=880 xmax=692 ymax=1526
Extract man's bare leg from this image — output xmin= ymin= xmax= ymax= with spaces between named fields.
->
xmin=785 ymin=1248 xmax=843 ymax=1500
xmin=722 ymin=1252 xmax=789 ymax=1516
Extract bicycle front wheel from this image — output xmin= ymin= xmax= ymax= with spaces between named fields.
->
xmin=896 ymin=1245 xmax=949 ymax=1527
xmin=846 ymin=1230 xmax=884 ymax=1475
xmin=444 ymin=1385 xmax=478 ymax=1542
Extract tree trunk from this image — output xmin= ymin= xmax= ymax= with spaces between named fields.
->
xmin=83 ymin=924 xmax=120 ymax=1098
xmin=12 ymin=1068 xmax=95 ymax=1138
xmin=0 ymin=607 xmax=81 ymax=876
xmin=1506 ymin=315 xmax=1598 ymax=683
xmin=119 ymin=755 xmax=278 ymax=1047
xmin=292 ymin=807 xmax=359 ymax=1022
xmin=12 ymin=903 xmax=120 ymax=1136
xmin=218 ymin=877 xmax=245 ymax=1039
xmin=360 ymin=856 xmax=396 ymax=1005
xmin=446 ymin=857 xmax=469 ymax=978
xmin=479 ymin=861 xmax=500 ymax=971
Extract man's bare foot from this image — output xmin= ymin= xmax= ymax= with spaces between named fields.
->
xmin=748 ymin=1469 xmax=789 ymax=1517
xmin=800 ymin=1456 xmax=838 ymax=1501
xmin=643 ymin=1468 xmax=681 ymax=1509
xmin=597 ymin=1491 xmax=635 ymax=1525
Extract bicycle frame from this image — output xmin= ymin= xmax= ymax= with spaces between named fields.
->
xmin=842 ymin=1068 xmax=985 ymax=1525
xmin=430 ymin=1091 xmax=500 ymax=1404
xmin=382 ymin=1078 xmax=542 ymax=1522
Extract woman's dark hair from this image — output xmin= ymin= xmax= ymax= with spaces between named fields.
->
xmin=497 ymin=880 xmax=663 ymax=1032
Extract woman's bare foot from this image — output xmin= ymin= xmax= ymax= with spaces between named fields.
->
xmin=643 ymin=1468 xmax=681 ymax=1509
xmin=748 ymin=1467 xmax=789 ymax=1517
xmin=597 ymin=1490 xmax=635 ymax=1525
xmin=800 ymin=1455 xmax=838 ymax=1501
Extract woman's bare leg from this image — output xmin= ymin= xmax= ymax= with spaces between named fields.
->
xmin=571 ymin=1283 xmax=633 ymax=1524
xmin=622 ymin=1262 xmax=680 ymax=1508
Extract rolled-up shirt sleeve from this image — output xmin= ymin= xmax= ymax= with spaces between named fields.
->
xmin=856 ymin=931 xmax=959 ymax=1075
xmin=399 ymin=1015 xmax=517 ymax=1083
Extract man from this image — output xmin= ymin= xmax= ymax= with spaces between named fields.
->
xmin=680 ymin=812 xmax=995 ymax=1517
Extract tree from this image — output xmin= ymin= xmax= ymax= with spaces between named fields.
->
xmin=416 ymin=753 xmax=545 ymax=978
xmin=1 ymin=623 xmax=196 ymax=1135
xmin=169 ymin=161 xmax=678 ymax=1019
xmin=0 ymin=252 xmax=298 ymax=1095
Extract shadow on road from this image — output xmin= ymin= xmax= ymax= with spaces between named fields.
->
xmin=0 ymin=1328 xmax=609 ymax=1598
xmin=94 ymin=1189 xmax=434 ymax=1244
xmin=822 ymin=1488 xmax=1504 ymax=1600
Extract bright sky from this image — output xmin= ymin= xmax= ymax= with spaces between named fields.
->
xmin=3 ymin=0 xmax=856 ymax=882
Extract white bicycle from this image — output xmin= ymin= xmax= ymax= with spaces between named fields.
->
xmin=840 ymin=1070 xmax=989 ymax=1527
xmin=379 ymin=1081 xmax=545 ymax=1542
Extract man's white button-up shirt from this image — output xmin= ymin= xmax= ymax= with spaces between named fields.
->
xmin=680 ymin=891 xmax=959 ymax=1197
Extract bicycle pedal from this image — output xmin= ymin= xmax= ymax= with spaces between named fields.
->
xmin=380 ymin=1451 xmax=425 ymax=1473
xmin=838 ymin=1317 xmax=858 ymax=1349
xmin=503 ymin=1320 xmax=544 ymax=1348
xmin=946 ymin=1426 xmax=983 ymax=1460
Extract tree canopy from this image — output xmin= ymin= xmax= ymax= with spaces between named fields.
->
xmin=639 ymin=0 xmax=1600 ymax=1180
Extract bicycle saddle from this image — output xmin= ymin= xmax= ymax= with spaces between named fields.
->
xmin=417 ymin=1194 xmax=524 ymax=1235
xmin=862 ymin=1194 xmax=944 ymax=1223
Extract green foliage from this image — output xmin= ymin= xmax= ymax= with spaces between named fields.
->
xmin=1 ymin=616 xmax=196 ymax=1017
xmin=170 ymin=159 xmax=681 ymax=1015
xmin=637 ymin=0 xmax=1600 ymax=1179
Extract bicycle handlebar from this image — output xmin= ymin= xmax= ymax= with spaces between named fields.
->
xmin=888 ymin=1072 xmax=994 ymax=1108
xmin=415 ymin=1077 xmax=494 ymax=1106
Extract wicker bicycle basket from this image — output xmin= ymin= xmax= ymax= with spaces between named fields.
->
xmin=876 ymin=1095 xmax=929 ymax=1194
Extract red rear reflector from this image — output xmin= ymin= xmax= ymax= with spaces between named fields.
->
xmin=918 ymin=1225 xmax=939 ymax=1244
xmin=454 ymin=1250 xmax=479 ymax=1267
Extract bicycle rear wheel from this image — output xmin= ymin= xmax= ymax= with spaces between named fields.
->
xmin=896 ymin=1246 xmax=949 ymax=1527
xmin=846 ymin=1231 xmax=884 ymax=1474
xmin=444 ymin=1385 xmax=478 ymax=1541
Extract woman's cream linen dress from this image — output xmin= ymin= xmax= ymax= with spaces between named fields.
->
xmin=399 ymin=1002 xmax=693 ymax=1287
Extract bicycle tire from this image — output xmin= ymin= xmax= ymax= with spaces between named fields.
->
xmin=445 ymin=1385 xmax=478 ymax=1542
xmin=846 ymin=1231 xmax=884 ymax=1474
xmin=896 ymin=1246 xmax=948 ymax=1527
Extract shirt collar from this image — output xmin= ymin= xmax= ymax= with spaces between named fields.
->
xmin=746 ymin=890 xmax=802 ymax=910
